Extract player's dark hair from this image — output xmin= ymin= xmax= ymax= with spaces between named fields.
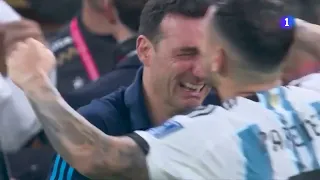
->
xmin=213 ymin=0 xmax=295 ymax=72
xmin=139 ymin=0 xmax=212 ymax=44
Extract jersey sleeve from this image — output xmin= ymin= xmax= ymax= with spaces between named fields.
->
xmin=132 ymin=128 xmax=248 ymax=180
xmin=126 ymin=132 xmax=150 ymax=155
xmin=131 ymin=114 xmax=275 ymax=180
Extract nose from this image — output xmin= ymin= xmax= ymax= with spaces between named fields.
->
xmin=192 ymin=59 xmax=206 ymax=81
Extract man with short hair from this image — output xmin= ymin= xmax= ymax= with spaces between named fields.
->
xmin=135 ymin=0 xmax=211 ymax=123
xmin=196 ymin=1 xmax=320 ymax=179
xmin=8 ymin=0 xmax=320 ymax=179
xmin=60 ymin=0 xmax=147 ymax=109
xmin=51 ymin=0 xmax=145 ymax=92
xmin=47 ymin=0 xmax=213 ymax=179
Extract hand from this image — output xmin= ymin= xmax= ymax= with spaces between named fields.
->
xmin=6 ymin=38 xmax=55 ymax=91
xmin=0 ymin=19 xmax=45 ymax=74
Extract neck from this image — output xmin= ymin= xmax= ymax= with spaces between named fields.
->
xmin=142 ymin=69 xmax=174 ymax=126
xmin=112 ymin=24 xmax=134 ymax=42
xmin=216 ymin=78 xmax=282 ymax=102
xmin=81 ymin=1 xmax=113 ymax=35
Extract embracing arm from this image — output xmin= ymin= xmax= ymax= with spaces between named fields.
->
xmin=25 ymin=75 xmax=149 ymax=180
xmin=294 ymin=19 xmax=320 ymax=60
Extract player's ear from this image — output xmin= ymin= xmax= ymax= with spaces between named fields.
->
xmin=136 ymin=35 xmax=153 ymax=67
xmin=211 ymin=47 xmax=225 ymax=74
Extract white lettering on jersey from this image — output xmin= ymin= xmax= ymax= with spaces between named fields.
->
xmin=216 ymin=86 xmax=320 ymax=179
xmin=255 ymin=87 xmax=320 ymax=174
xmin=72 ymin=76 xmax=85 ymax=89
xmin=50 ymin=36 xmax=73 ymax=52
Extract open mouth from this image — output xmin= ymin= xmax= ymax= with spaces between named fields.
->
xmin=180 ymin=82 xmax=205 ymax=93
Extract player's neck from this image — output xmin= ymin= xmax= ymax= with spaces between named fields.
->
xmin=81 ymin=3 xmax=113 ymax=35
xmin=217 ymin=79 xmax=282 ymax=102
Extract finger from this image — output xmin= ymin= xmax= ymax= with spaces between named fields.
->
xmin=3 ymin=28 xmax=43 ymax=47
xmin=27 ymin=37 xmax=45 ymax=47
xmin=4 ymin=19 xmax=40 ymax=31
xmin=45 ymin=48 xmax=57 ymax=68
xmin=16 ymin=41 xmax=28 ymax=49
xmin=6 ymin=42 xmax=28 ymax=69
xmin=5 ymin=49 xmax=19 ymax=67
xmin=13 ymin=41 xmax=28 ymax=59
xmin=4 ymin=34 xmax=43 ymax=55
xmin=26 ymin=38 xmax=46 ymax=53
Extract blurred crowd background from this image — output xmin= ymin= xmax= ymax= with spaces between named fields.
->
xmin=1 ymin=0 xmax=320 ymax=179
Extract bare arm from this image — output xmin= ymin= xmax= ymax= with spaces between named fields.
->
xmin=24 ymin=75 xmax=149 ymax=180
xmin=294 ymin=19 xmax=320 ymax=60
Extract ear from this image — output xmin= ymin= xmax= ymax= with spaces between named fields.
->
xmin=211 ymin=47 xmax=224 ymax=73
xmin=102 ymin=0 xmax=117 ymax=24
xmin=136 ymin=35 xmax=153 ymax=67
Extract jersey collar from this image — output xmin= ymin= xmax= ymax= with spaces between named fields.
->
xmin=210 ymin=91 xmax=260 ymax=107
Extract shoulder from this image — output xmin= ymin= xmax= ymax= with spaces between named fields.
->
xmin=77 ymin=87 xmax=131 ymax=135
xmin=79 ymin=62 xmax=139 ymax=94
xmin=62 ymin=66 xmax=138 ymax=109
xmin=142 ymin=106 xmax=247 ymax=140
xmin=285 ymin=85 xmax=320 ymax=102
xmin=288 ymin=73 xmax=320 ymax=93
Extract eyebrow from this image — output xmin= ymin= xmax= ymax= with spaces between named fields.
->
xmin=178 ymin=47 xmax=199 ymax=54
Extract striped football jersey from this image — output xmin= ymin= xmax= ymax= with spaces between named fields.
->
xmin=132 ymin=85 xmax=320 ymax=180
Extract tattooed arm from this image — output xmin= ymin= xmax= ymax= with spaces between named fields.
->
xmin=25 ymin=75 xmax=149 ymax=180
xmin=6 ymin=38 xmax=148 ymax=179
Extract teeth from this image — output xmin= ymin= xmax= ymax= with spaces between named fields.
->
xmin=182 ymin=82 xmax=205 ymax=92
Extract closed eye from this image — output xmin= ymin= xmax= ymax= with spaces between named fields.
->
xmin=176 ymin=47 xmax=199 ymax=57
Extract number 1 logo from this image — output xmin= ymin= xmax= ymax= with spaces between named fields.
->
xmin=280 ymin=16 xmax=294 ymax=29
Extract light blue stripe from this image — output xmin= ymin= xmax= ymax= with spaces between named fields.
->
xmin=50 ymin=155 xmax=61 ymax=180
xmin=311 ymin=101 xmax=320 ymax=168
xmin=58 ymin=161 xmax=67 ymax=180
xmin=310 ymin=102 xmax=320 ymax=117
xmin=67 ymin=167 xmax=74 ymax=180
xmin=279 ymin=87 xmax=319 ymax=169
xmin=258 ymin=90 xmax=303 ymax=172
xmin=238 ymin=124 xmax=273 ymax=180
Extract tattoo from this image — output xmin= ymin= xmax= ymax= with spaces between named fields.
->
xmin=25 ymin=79 xmax=149 ymax=180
